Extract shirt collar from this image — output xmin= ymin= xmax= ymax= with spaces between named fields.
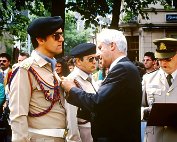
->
xmin=3 ymin=67 xmax=10 ymax=75
xmin=163 ymin=68 xmax=177 ymax=80
xmin=32 ymin=50 xmax=56 ymax=72
xmin=74 ymin=66 xmax=90 ymax=81
xmin=109 ymin=55 xmax=126 ymax=71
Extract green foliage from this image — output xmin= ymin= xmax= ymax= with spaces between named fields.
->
xmin=122 ymin=11 xmax=135 ymax=23
xmin=0 ymin=0 xmax=51 ymax=57
xmin=64 ymin=12 xmax=91 ymax=55
xmin=66 ymin=0 xmax=112 ymax=27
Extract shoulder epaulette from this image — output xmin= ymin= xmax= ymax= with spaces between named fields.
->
xmin=20 ymin=57 xmax=33 ymax=70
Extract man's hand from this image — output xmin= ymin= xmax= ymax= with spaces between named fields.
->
xmin=61 ymin=76 xmax=76 ymax=93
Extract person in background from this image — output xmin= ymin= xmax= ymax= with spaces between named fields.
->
xmin=0 ymin=53 xmax=12 ymax=142
xmin=133 ymin=61 xmax=146 ymax=80
xmin=92 ymin=56 xmax=108 ymax=83
xmin=9 ymin=16 xmax=67 ymax=142
xmin=67 ymin=58 xmax=75 ymax=72
xmin=143 ymin=52 xmax=156 ymax=73
xmin=55 ymin=57 xmax=70 ymax=77
xmin=142 ymin=38 xmax=177 ymax=142
xmin=61 ymin=29 xmax=142 ymax=142
xmin=0 ymin=82 xmax=6 ymax=141
xmin=12 ymin=52 xmax=30 ymax=71
xmin=66 ymin=43 xmax=99 ymax=142
xmin=0 ymin=53 xmax=12 ymax=86
xmin=154 ymin=59 xmax=160 ymax=70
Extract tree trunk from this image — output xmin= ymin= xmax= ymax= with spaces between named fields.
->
xmin=110 ymin=0 xmax=121 ymax=29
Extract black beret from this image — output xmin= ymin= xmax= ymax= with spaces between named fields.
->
xmin=71 ymin=43 xmax=96 ymax=57
xmin=153 ymin=38 xmax=177 ymax=59
xmin=27 ymin=16 xmax=63 ymax=38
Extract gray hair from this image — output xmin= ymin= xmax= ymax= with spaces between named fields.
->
xmin=97 ymin=29 xmax=127 ymax=55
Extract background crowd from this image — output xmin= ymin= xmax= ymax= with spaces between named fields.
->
xmin=0 ymin=16 xmax=177 ymax=142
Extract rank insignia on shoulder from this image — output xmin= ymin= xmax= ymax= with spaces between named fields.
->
xmin=20 ymin=58 xmax=33 ymax=70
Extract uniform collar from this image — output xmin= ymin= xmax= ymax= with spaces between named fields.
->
xmin=74 ymin=66 xmax=90 ymax=81
xmin=31 ymin=50 xmax=56 ymax=71
xmin=162 ymin=68 xmax=177 ymax=80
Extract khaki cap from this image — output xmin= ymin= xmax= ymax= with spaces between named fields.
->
xmin=153 ymin=38 xmax=177 ymax=59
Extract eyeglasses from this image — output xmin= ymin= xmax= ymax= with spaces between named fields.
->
xmin=52 ymin=32 xmax=63 ymax=41
xmin=158 ymin=58 xmax=172 ymax=62
xmin=0 ymin=60 xmax=7 ymax=63
xmin=142 ymin=59 xmax=152 ymax=62
xmin=86 ymin=57 xmax=98 ymax=62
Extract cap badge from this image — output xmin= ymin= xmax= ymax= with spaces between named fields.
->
xmin=159 ymin=42 xmax=167 ymax=50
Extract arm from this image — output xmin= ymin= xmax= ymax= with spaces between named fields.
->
xmin=62 ymin=63 xmax=129 ymax=112
xmin=9 ymin=67 xmax=31 ymax=142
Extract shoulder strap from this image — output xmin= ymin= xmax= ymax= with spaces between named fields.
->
xmin=8 ymin=67 xmax=19 ymax=89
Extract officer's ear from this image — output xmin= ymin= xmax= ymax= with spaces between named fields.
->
xmin=36 ymin=37 xmax=45 ymax=45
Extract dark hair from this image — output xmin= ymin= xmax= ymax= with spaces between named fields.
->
xmin=0 ymin=53 xmax=11 ymax=62
xmin=31 ymin=36 xmax=47 ymax=49
xmin=19 ymin=52 xmax=30 ymax=58
xmin=133 ymin=61 xmax=146 ymax=79
xmin=67 ymin=58 xmax=75 ymax=66
xmin=56 ymin=57 xmax=70 ymax=77
xmin=144 ymin=52 xmax=155 ymax=61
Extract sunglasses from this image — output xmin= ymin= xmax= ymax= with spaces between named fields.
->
xmin=0 ymin=60 xmax=7 ymax=63
xmin=158 ymin=58 xmax=172 ymax=62
xmin=52 ymin=32 xmax=63 ymax=41
xmin=87 ymin=57 xmax=98 ymax=62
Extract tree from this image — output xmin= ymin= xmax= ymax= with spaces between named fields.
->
xmin=0 ymin=0 xmax=173 ymax=51
xmin=66 ymin=0 xmax=172 ymax=29
xmin=0 ymin=0 xmax=172 ymax=40
xmin=64 ymin=12 xmax=91 ymax=55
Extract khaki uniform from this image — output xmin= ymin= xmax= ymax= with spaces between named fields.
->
xmin=142 ymin=68 xmax=177 ymax=142
xmin=9 ymin=51 xmax=66 ymax=142
xmin=66 ymin=67 xmax=99 ymax=142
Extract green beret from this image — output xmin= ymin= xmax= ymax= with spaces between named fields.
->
xmin=153 ymin=38 xmax=177 ymax=59
xmin=27 ymin=16 xmax=63 ymax=38
xmin=71 ymin=43 xmax=96 ymax=57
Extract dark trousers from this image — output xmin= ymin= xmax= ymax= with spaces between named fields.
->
xmin=0 ymin=107 xmax=12 ymax=142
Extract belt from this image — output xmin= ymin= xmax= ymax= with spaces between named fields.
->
xmin=28 ymin=128 xmax=68 ymax=138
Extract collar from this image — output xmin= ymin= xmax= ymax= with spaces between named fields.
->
xmin=74 ymin=66 xmax=90 ymax=81
xmin=109 ymin=55 xmax=126 ymax=71
xmin=31 ymin=50 xmax=56 ymax=71
xmin=164 ymin=69 xmax=177 ymax=79
xmin=3 ymin=67 xmax=11 ymax=75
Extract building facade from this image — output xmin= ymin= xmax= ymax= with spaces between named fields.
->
xmin=119 ymin=2 xmax=177 ymax=62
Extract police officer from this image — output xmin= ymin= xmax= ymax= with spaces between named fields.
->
xmin=65 ymin=43 xmax=99 ymax=142
xmin=9 ymin=16 xmax=67 ymax=142
xmin=142 ymin=38 xmax=177 ymax=142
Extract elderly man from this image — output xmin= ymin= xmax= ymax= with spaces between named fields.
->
xmin=61 ymin=29 xmax=142 ymax=142
xmin=9 ymin=16 xmax=67 ymax=142
xmin=142 ymin=38 xmax=177 ymax=142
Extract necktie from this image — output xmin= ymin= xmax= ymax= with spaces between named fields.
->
xmin=166 ymin=74 xmax=172 ymax=87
